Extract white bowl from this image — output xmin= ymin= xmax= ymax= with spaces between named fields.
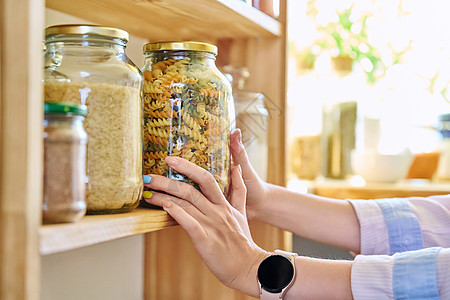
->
xmin=351 ymin=150 xmax=413 ymax=183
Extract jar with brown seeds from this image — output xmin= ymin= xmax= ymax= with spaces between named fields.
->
xmin=43 ymin=102 xmax=88 ymax=224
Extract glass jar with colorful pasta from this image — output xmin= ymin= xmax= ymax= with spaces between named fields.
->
xmin=44 ymin=25 xmax=143 ymax=214
xmin=142 ymin=41 xmax=234 ymax=193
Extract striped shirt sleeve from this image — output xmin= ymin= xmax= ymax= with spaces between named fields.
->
xmin=351 ymin=248 xmax=450 ymax=299
xmin=349 ymin=195 xmax=450 ymax=255
xmin=349 ymin=195 xmax=450 ymax=299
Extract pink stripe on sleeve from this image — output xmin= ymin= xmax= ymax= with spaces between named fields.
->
xmin=349 ymin=200 xmax=390 ymax=255
xmin=406 ymin=196 xmax=450 ymax=248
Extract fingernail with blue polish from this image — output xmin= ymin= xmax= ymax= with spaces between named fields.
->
xmin=143 ymin=175 xmax=152 ymax=184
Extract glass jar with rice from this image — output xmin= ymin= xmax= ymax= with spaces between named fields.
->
xmin=142 ymin=41 xmax=234 ymax=193
xmin=44 ymin=24 xmax=143 ymax=214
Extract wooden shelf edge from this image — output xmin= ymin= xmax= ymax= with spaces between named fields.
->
xmin=288 ymin=178 xmax=450 ymax=199
xmin=46 ymin=0 xmax=281 ymax=40
xmin=310 ymin=181 xmax=450 ymax=200
xmin=39 ymin=208 xmax=177 ymax=255
xmin=217 ymin=0 xmax=281 ymax=36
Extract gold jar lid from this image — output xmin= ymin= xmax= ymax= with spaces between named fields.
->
xmin=143 ymin=41 xmax=218 ymax=55
xmin=45 ymin=24 xmax=129 ymax=42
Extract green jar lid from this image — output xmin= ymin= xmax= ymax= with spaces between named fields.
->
xmin=44 ymin=102 xmax=87 ymax=116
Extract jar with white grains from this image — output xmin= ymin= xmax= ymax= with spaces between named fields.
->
xmin=44 ymin=25 xmax=143 ymax=214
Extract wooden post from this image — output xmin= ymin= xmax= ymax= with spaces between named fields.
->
xmin=0 ymin=0 xmax=44 ymax=298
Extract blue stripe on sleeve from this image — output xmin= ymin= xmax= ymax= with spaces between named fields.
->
xmin=375 ymin=199 xmax=423 ymax=255
xmin=393 ymin=247 xmax=441 ymax=299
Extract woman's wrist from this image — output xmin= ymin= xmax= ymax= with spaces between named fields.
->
xmin=247 ymin=181 xmax=274 ymax=221
xmin=249 ymin=183 xmax=280 ymax=222
xmin=242 ymin=248 xmax=271 ymax=298
xmin=224 ymin=246 xmax=270 ymax=297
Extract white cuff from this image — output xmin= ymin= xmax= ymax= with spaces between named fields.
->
xmin=351 ymin=254 xmax=394 ymax=299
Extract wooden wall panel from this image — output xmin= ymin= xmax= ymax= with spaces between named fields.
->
xmin=0 ymin=0 xmax=44 ymax=299
xmin=145 ymin=227 xmax=238 ymax=300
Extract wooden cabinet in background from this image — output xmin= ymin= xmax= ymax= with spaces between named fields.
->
xmin=0 ymin=0 xmax=289 ymax=299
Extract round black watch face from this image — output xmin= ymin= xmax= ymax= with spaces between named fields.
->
xmin=257 ymin=255 xmax=294 ymax=293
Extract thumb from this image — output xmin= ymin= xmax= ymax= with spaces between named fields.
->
xmin=228 ymin=165 xmax=246 ymax=215
xmin=230 ymin=129 xmax=259 ymax=182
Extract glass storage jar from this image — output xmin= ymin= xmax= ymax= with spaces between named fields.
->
xmin=142 ymin=41 xmax=234 ymax=193
xmin=437 ymin=113 xmax=450 ymax=181
xmin=234 ymin=92 xmax=268 ymax=181
xmin=44 ymin=25 xmax=143 ymax=214
xmin=43 ymin=102 xmax=87 ymax=223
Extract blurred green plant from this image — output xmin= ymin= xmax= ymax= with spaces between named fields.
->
xmin=304 ymin=0 xmax=407 ymax=84
xmin=427 ymin=71 xmax=449 ymax=104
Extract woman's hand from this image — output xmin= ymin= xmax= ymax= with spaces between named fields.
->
xmin=143 ymin=156 xmax=268 ymax=297
xmin=230 ymin=129 xmax=270 ymax=220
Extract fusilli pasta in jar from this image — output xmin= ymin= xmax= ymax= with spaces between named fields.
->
xmin=142 ymin=41 xmax=234 ymax=193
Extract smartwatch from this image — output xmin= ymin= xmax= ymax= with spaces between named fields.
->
xmin=257 ymin=249 xmax=298 ymax=299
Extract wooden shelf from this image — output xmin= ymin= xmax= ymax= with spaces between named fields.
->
xmin=46 ymin=0 xmax=281 ymax=41
xmin=39 ymin=208 xmax=177 ymax=255
xmin=308 ymin=180 xmax=450 ymax=200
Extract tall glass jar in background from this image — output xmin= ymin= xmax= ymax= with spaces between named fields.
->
xmin=222 ymin=65 xmax=269 ymax=181
xmin=142 ymin=41 xmax=234 ymax=193
xmin=437 ymin=113 xmax=450 ymax=181
xmin=44 ymin=25 xmax=143 ymax=214
xmin=234 ymin=92 xmax=268 ymax=181
xmin=43 ymin=102 xmax=87 ymax=223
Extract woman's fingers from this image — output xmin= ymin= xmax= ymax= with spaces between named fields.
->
xmin=228 ymin=165 xmax=247 ymax=215
xmin=230 ymin=129 xmax=258 ymax=182
xmin=144 ymin=190 xmax=207 ymax=219
xmin=144 ymin=174 xmax=214 ymax=215
xmin=162 ymin=200 xmax=208 ymax=241
xmin=165 ymin=156 xmax=225 ymax=205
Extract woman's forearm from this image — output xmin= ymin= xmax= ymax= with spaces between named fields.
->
xmin=254 ymin=184 xmax=361 ymax=252
xmin=285 ymin=256 xmax=353 ymax=299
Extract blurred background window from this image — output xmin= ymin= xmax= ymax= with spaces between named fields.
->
xmin=287 ymin=0 xmax=450 ymax=183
